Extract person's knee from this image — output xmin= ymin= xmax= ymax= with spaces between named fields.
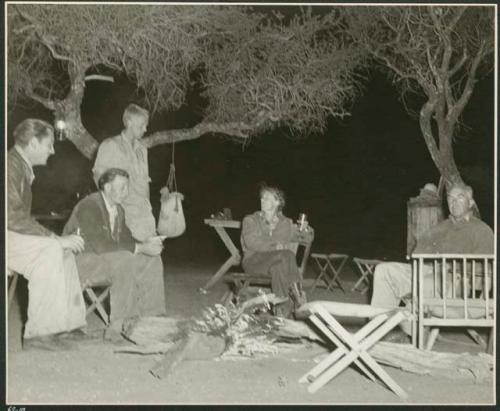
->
xmin=42 ymin=238 xmax=64 ymax=261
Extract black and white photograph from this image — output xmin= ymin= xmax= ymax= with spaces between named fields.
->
xmin=4 ymin=1 xmax=497 ymax=405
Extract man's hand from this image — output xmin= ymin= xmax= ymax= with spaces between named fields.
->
xmin=137 ymin=236 xmax=163 ymax=256
xmin=56 ymin=234 xmax=85 ymax=253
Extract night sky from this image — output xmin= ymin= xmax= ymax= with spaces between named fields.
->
xmin=7 ymin=69 xmax=495 ymax=266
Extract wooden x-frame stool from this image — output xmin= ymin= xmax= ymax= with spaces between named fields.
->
xmin=310 ymin=253 xmax=349 ymax=293
xmin=352 ymin=258 xmax=383 ymax=294
xmin=298 ymin=301 xmax=409 ymax=399
xmin=83 ymin=280 xmax=112 ymax=326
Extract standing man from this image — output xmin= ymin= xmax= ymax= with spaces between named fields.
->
xmin=63 ymin=168 xmax=166 ymax=342
xmin=93 ymin=104 xmax=156 ymax=241
xmin=7 ymin=119 xmax=87 ymax=350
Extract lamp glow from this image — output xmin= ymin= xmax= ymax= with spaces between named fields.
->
xmin=55 ymin=120 xmax=66 ymax=130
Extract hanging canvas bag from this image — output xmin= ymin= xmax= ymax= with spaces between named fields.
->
xmin=157 ymin=156 xmax=186 ymax=237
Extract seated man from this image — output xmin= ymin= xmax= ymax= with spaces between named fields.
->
xmin=371 ymin=183 xmax=494 ymax=339
xmin=7 ymin=119 xmax=87 ymax=351
xmin=63 ymin=168 xmax=166 ymax=341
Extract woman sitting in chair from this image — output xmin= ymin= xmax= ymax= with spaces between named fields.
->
xmin=241 ymin=184 xmax=312 ymax=318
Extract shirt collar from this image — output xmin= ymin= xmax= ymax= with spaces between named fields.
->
xmin=120 ymin=132 xmax=143 ymax=151
xmin=101 ymin=192 xmax=118 ymax=216
xmin=14 ymin=145 xmax=35 ymax=184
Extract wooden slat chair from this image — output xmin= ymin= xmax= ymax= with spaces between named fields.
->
xmin=297 ymin=301 xmax=410 ymax=399
xmin=225 ymin=235 xmax=314 ymax=299
xmin=351 ymin=258 xmax=383 ymax=294
xmin=411 ymin=254 xmax=495 ymax=352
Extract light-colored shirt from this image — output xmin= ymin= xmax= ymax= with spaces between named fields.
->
xmin=101 ymin=192 xmax=118 ymax=234
xmin=93 ymin=133 xmax=156 ymax=241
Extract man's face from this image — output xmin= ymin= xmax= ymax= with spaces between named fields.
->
xmin=104 ymin=175 xmax=129 ymax=206
xmin=447 ymin=187 xmax=472 ymax=220
xmin=30 ymin=134 xmax=55 ymax=166
xmin=126 ymin=115 xmax=148 ymax=140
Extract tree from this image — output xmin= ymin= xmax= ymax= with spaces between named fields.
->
xmin=8 ymin=4 xmax=364 ymax=159
xmin=345 ymin=5 xmax=494 ymax=188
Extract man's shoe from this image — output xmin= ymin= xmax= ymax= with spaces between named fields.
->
xmin=23 ymin=335 xmax=75 ymax=351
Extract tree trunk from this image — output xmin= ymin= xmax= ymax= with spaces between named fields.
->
xmin=55 ymin=65 xmax=99 ymax=159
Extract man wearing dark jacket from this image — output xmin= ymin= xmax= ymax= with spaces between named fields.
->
xmin=64 ymin=168 xmax=166 ymax=341
xmin=7 ymin=119 xmax=87 ymax=350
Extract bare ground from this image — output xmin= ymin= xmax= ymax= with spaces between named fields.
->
xmin=6 ymin=262 xmax=495 ymax=405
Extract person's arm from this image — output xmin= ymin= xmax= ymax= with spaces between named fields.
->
xmin=241 ymin=215 xmax=277 ymax=252
xmin=472 ymin=223 xmax=494 ymax=254
xmin=7 ymin=161 xmax=52 ymax=236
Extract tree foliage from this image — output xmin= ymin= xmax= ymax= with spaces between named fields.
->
xmin=8 ymin=4 xmax=365 ymax=157
xmin=345 ymin=5 xmax=494 ymax=186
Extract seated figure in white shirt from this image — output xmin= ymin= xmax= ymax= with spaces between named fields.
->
xmin=63 ymin=168 xmax=166 ymax=342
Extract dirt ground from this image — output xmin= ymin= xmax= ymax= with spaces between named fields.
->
xmin=6 ymin=262 xmax=495 ymax=405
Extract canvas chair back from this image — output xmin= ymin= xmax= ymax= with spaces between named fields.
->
xmin=411 ymin=254 xmax=495 ymax=350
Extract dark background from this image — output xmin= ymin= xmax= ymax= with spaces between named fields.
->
xmin=7 ymin=69 xmax=495 ymax=265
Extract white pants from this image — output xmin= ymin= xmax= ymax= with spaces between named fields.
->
xmin=7 ymin=231 xmax=87 ymax=339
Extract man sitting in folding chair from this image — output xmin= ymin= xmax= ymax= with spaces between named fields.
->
xmin=63 ymin=168 xmax=166 ymax=343
xmin=370 ymin=183 xmax=494 ymax=342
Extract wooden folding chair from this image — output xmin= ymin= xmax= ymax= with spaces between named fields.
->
xmin=351 ymin=258 xmax=382 ymax=294
xmin=8 ymin=270 xmax=19 ymax=310
xmin=411 ymin=254 xmax=495 ymax=352
xmin=82 ymin=280 xmax=112 ymax=326
xmin=310 ymin=253 xmax=348 ymax=293
xmin=298 ymin=301 xmax=409 ymax=399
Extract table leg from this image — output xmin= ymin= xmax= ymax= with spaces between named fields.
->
xmin=200 ymin=225 xmax=241 ymax=294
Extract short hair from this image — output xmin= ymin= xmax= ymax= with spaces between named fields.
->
xmin=98 ymin=168 xmax=130 ymax=191
xmin=448 ymin=183 xmax=474 ymax=200
xmin=13 ymin=119 xmax=54 ymax=147
xmin=259 ymin=183 xmax=286 ymax=211
xmin=122 ymin=104 xmax=149 ymax=127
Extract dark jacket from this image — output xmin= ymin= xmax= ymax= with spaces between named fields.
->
xmin=63 ymin=192 xmax=135 ymax=254
xmin=7 ymin=147 xmax=52 ymax=236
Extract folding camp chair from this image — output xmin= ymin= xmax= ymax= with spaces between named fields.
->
xmin=411 ymin=254 xmax=495 ymax=352
xmin=298 ymin=301 xmax=410 ymax=399
xmin=310 ymin=253 xmax=348 ymax=293
xmin=226 ymin=233 xmax=314 ymax=298
xmin=8 ymin=270 xmax=19 ymax=310
xmin=82 ymin=280 xmax=112 ymax=326
xmin=352 ymin=258 xmax=383 ymax=294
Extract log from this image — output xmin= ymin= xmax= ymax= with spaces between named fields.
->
xmin=369 ymin=342 xmax=493 ymax=383
xmin=122 ymin=316 xmax=189 ymax=346
xmin=149 ymin=332 xmax=225 ymax=379
xmin=149 ymin=333 xmax=201 ymax=379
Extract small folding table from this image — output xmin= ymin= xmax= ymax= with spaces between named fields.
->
xmin=351 ymin=258 xmax=383 ymax=294
xmin=310 ymin=253 xmax=349 ymax=293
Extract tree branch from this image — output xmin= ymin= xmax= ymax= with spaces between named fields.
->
xmin=448 ymin=41 xmax=485 ymax=123
xmin=143 ymin=121 xmax=253 ymax=148
xmin=85 ymin=74 xmax=115 ymax=83
xmin=26 ymin=87 xmax=56 ymax=111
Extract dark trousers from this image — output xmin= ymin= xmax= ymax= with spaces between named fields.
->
xmin=242 ymin=250 xmax=301 ymax=298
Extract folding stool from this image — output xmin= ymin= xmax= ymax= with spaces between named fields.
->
xmin=310 ymin=253 xmax=349 ymax=293
xmin=83 ymin=280 xmax=112 ymax=326
xmin=352 ymin=258 xmax=383 ymax=294
xmin=8 ymin=270 xmax=19 ymax=310
xmin=298 ymin=301 xmax=409 ymax=399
